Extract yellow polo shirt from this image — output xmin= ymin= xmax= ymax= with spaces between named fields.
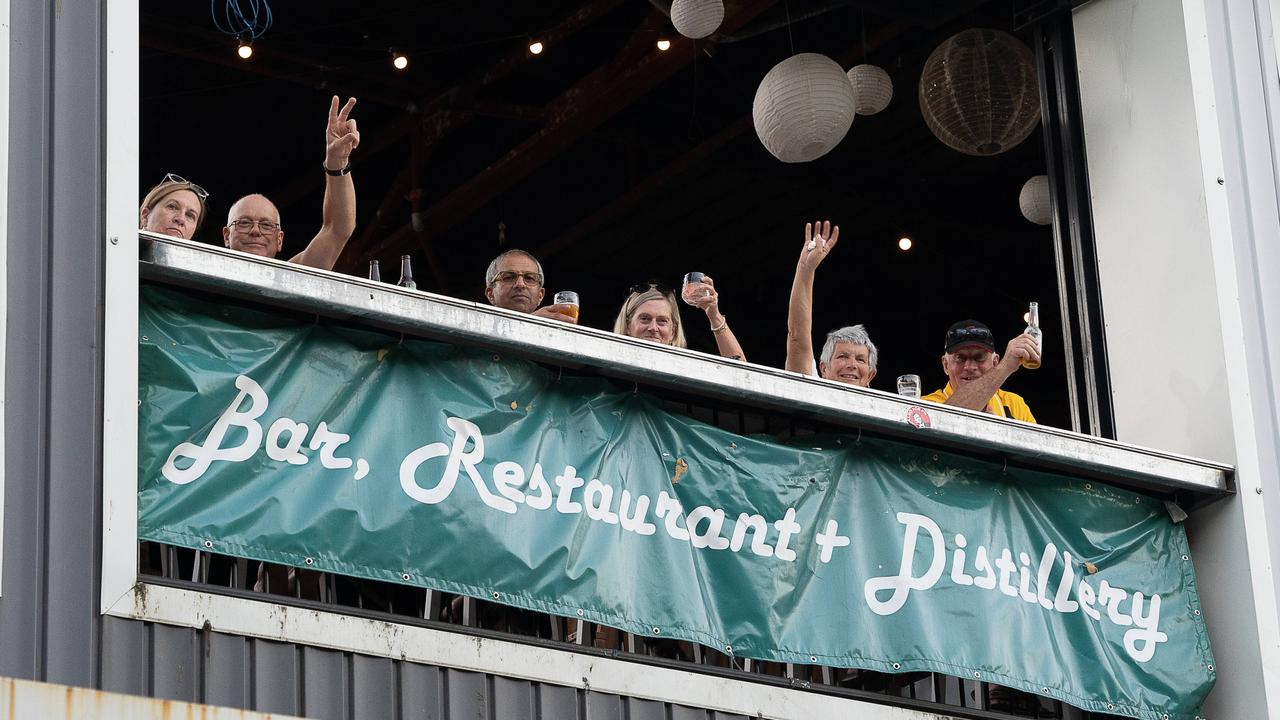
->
xmin=921 ymin=383 xmax=1036 ymax=424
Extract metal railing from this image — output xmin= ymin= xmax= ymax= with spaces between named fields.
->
xmin=136 ymin=232 xmax=1233 ymax=719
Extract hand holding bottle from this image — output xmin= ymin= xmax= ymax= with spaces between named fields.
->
xmin=1021 ymin=301 xmax=1042 ymax=369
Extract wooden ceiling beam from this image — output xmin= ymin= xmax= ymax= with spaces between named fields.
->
xmin=273 ymin=0 xmax=629 ymax=261
xmin=531 ymin=19 xmax=912 ymax=264
xmin=361 ymin=0 xmax=783 ymax=264
xmin=140 ymin=20 xmax=419 ymax=108
xmin=534 ymin=116 xmax=753 ymax=263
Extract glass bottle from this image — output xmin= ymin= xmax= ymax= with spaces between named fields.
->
xmin=367 ymin=260 xmax=381 ymax=283
xmin=1022 ymin=301 xmax=1042 ymax=369
xmin=397 ymin=254 xmax=417 ymax=290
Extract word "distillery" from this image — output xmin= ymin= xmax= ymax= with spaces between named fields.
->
xmin=864 ymin=512 xmax=1168 ymax=663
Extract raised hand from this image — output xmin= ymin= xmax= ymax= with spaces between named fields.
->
xmin=690 ymin=275 xmax=720 ymax=315
xmin=325 ymin=96 xmax=360 ymax=170
xmin=797 ymin=219 xmax=840 ymax=274
xmin=1000 ymin=333 xmax=1042 ymax=371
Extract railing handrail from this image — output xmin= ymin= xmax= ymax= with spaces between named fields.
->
xmin=138 ymin=231 xmax=1233 ymax=502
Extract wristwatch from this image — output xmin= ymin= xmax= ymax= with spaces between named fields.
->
xmin=323 ymin=162 xmax=352 ymax=176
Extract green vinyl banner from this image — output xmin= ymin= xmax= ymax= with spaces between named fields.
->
xmin=138 ymin=285 xmax=1214 ymax=720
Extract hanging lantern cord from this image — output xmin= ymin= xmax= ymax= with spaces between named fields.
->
xmin=211 ymin=0 xmax=273 ymax=41
xmin=860 ymin=9 xmax=868 ymax=59
xmin=785 ymin=0 xmax=796 ymax=55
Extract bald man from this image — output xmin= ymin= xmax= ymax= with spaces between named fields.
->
xmin=223 ymin=96 xmax=360 ymax=271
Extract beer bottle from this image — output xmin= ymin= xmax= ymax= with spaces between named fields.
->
xmin=1022 ymin=301 xmax=1042 ymax=369
xmin=397 ymin=255 xmax=417 ymax=290
xmin=368 ymin=260 xmax=381 ymax=283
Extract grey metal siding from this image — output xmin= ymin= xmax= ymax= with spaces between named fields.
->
xmin=0 ymin=2 xmax=751 ymax=718
xmin=3 ymin=0 xmax=103 ymax=692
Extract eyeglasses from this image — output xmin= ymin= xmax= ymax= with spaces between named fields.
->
xmin=162 ymin=173 xmax=209 ymax=200
xmin=491 ymin=270 xmax=543 ymax=287
xmin=228 ymin=218 xmax=282 ymax=234
xmin=949 ymin=350 xmax=993 ymax=365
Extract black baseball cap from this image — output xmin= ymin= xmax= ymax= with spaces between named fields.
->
xmin=944 ymin=320 xmax=995 ymax=353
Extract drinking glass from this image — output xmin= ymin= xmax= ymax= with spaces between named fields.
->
xmin=553 ymin=291 xmax=580 ymax=321
xmin=682 ymin=272 xmax=710 ymax=306
xmin=896 ymin=374 xmax=921 ymax=398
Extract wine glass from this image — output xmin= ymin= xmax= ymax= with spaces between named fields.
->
xmin=681 ymin=272 xmax=710 ymax=306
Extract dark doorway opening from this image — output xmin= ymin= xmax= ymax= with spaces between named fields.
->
xmin=141 ymin=0 xmax=1098 ymax=430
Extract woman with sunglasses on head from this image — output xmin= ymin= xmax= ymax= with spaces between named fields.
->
xmin=613 ymin=279 xmax=746 ymax=361
xmin=138 ymin=173 xmax=209 ymax=240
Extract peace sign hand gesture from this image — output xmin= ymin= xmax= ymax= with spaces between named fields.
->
xmin=325 ymin=96 xmax=360 ymax=171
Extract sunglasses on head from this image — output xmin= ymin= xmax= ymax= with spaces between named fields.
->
xmin=162 ymin=173 xmax=209 ymax=200
xmin=628 ymin=279 xmax=674 ymax=297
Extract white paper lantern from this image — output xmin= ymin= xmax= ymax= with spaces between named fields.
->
xmin=752 ymin=53 xmax=857 ymax=163
xmin=846 ymin=64 xmax=893 ymax=115
xmin=1019 ymin=175 xmax=1053 ymax=225
xmin=671 ymin=0 xmax=724 ymax=40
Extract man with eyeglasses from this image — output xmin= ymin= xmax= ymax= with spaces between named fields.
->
xmin=222 ymin=96 xmax=360 ymax=271
xmin=483 ymin=249 xmax=577 ymax=323
xmin=921 ymin=320 xmax=1038 ymax=422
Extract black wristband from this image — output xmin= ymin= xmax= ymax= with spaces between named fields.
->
xmin=323 ymin=162 xmax=352 ymax=176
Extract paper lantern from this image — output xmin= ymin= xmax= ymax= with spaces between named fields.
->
xmin=671 ymin=0 xmax=724 ymax=40
xmin=918 ymin=28 xmax=1040 ymax=156
xmin=752 ymin=53 xmax=857 ymax=163
xmin=846 ymin=64 xmax=893 ymax=115
xmin=1019 ymin=175 xmax=1053 ymax=225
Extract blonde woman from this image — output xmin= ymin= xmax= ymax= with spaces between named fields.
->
xmin=613 ymin=281 xmax=745 ymax=361
xmin=139 ymin=173 xmax=208 ymax=240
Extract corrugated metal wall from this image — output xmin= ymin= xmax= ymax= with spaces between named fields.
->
xmin=0 ymin=3 xmax=750 ymax=717
xmin=100 ymin=620 xmax=748 ymax=720
xmin=2 ymin=0 xmax=104 ymax=691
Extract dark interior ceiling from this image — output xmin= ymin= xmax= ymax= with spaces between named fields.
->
xmin=140 ymin=0 xmax=1074 ymax=429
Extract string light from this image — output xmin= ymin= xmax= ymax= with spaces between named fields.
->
xmin=391 ymin=50 xmax=409 ymax=70
xmin=528 ymin=40 xmax=544 ymax=55
xmin=898 ymin=236 xmax=913 ymax=251
xmin=212 ymin=0 xmax=270 ymax=61
xmin=656 ymin=38 xmax=672 ymax=51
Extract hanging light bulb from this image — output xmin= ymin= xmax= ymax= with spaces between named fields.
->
xmin=391 ymin=50 xmax=409 ymax=70
xmin=237 ymin=38 xmax=254 ymax=59
xmin=528 ymin=39 xmax=544 ymax=55
xmin=656 ymin=38 xmax=672 ymax=51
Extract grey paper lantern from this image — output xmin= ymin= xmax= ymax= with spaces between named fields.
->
xmin=918 ymin=28 xmax=1040 ymax=156
xmin=847 ymin=64 xmax=893 ymax=115
xmin=671 ymin=0 xmax=724 ymax=40
xmin=1019 ymin=175 xmax=1052 ymax=225
xmin=752 ymin=53 xmax=857 ymax=163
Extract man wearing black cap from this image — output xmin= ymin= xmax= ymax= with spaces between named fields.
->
xmin=921 ymin=320 xmax=1039 ymax=422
